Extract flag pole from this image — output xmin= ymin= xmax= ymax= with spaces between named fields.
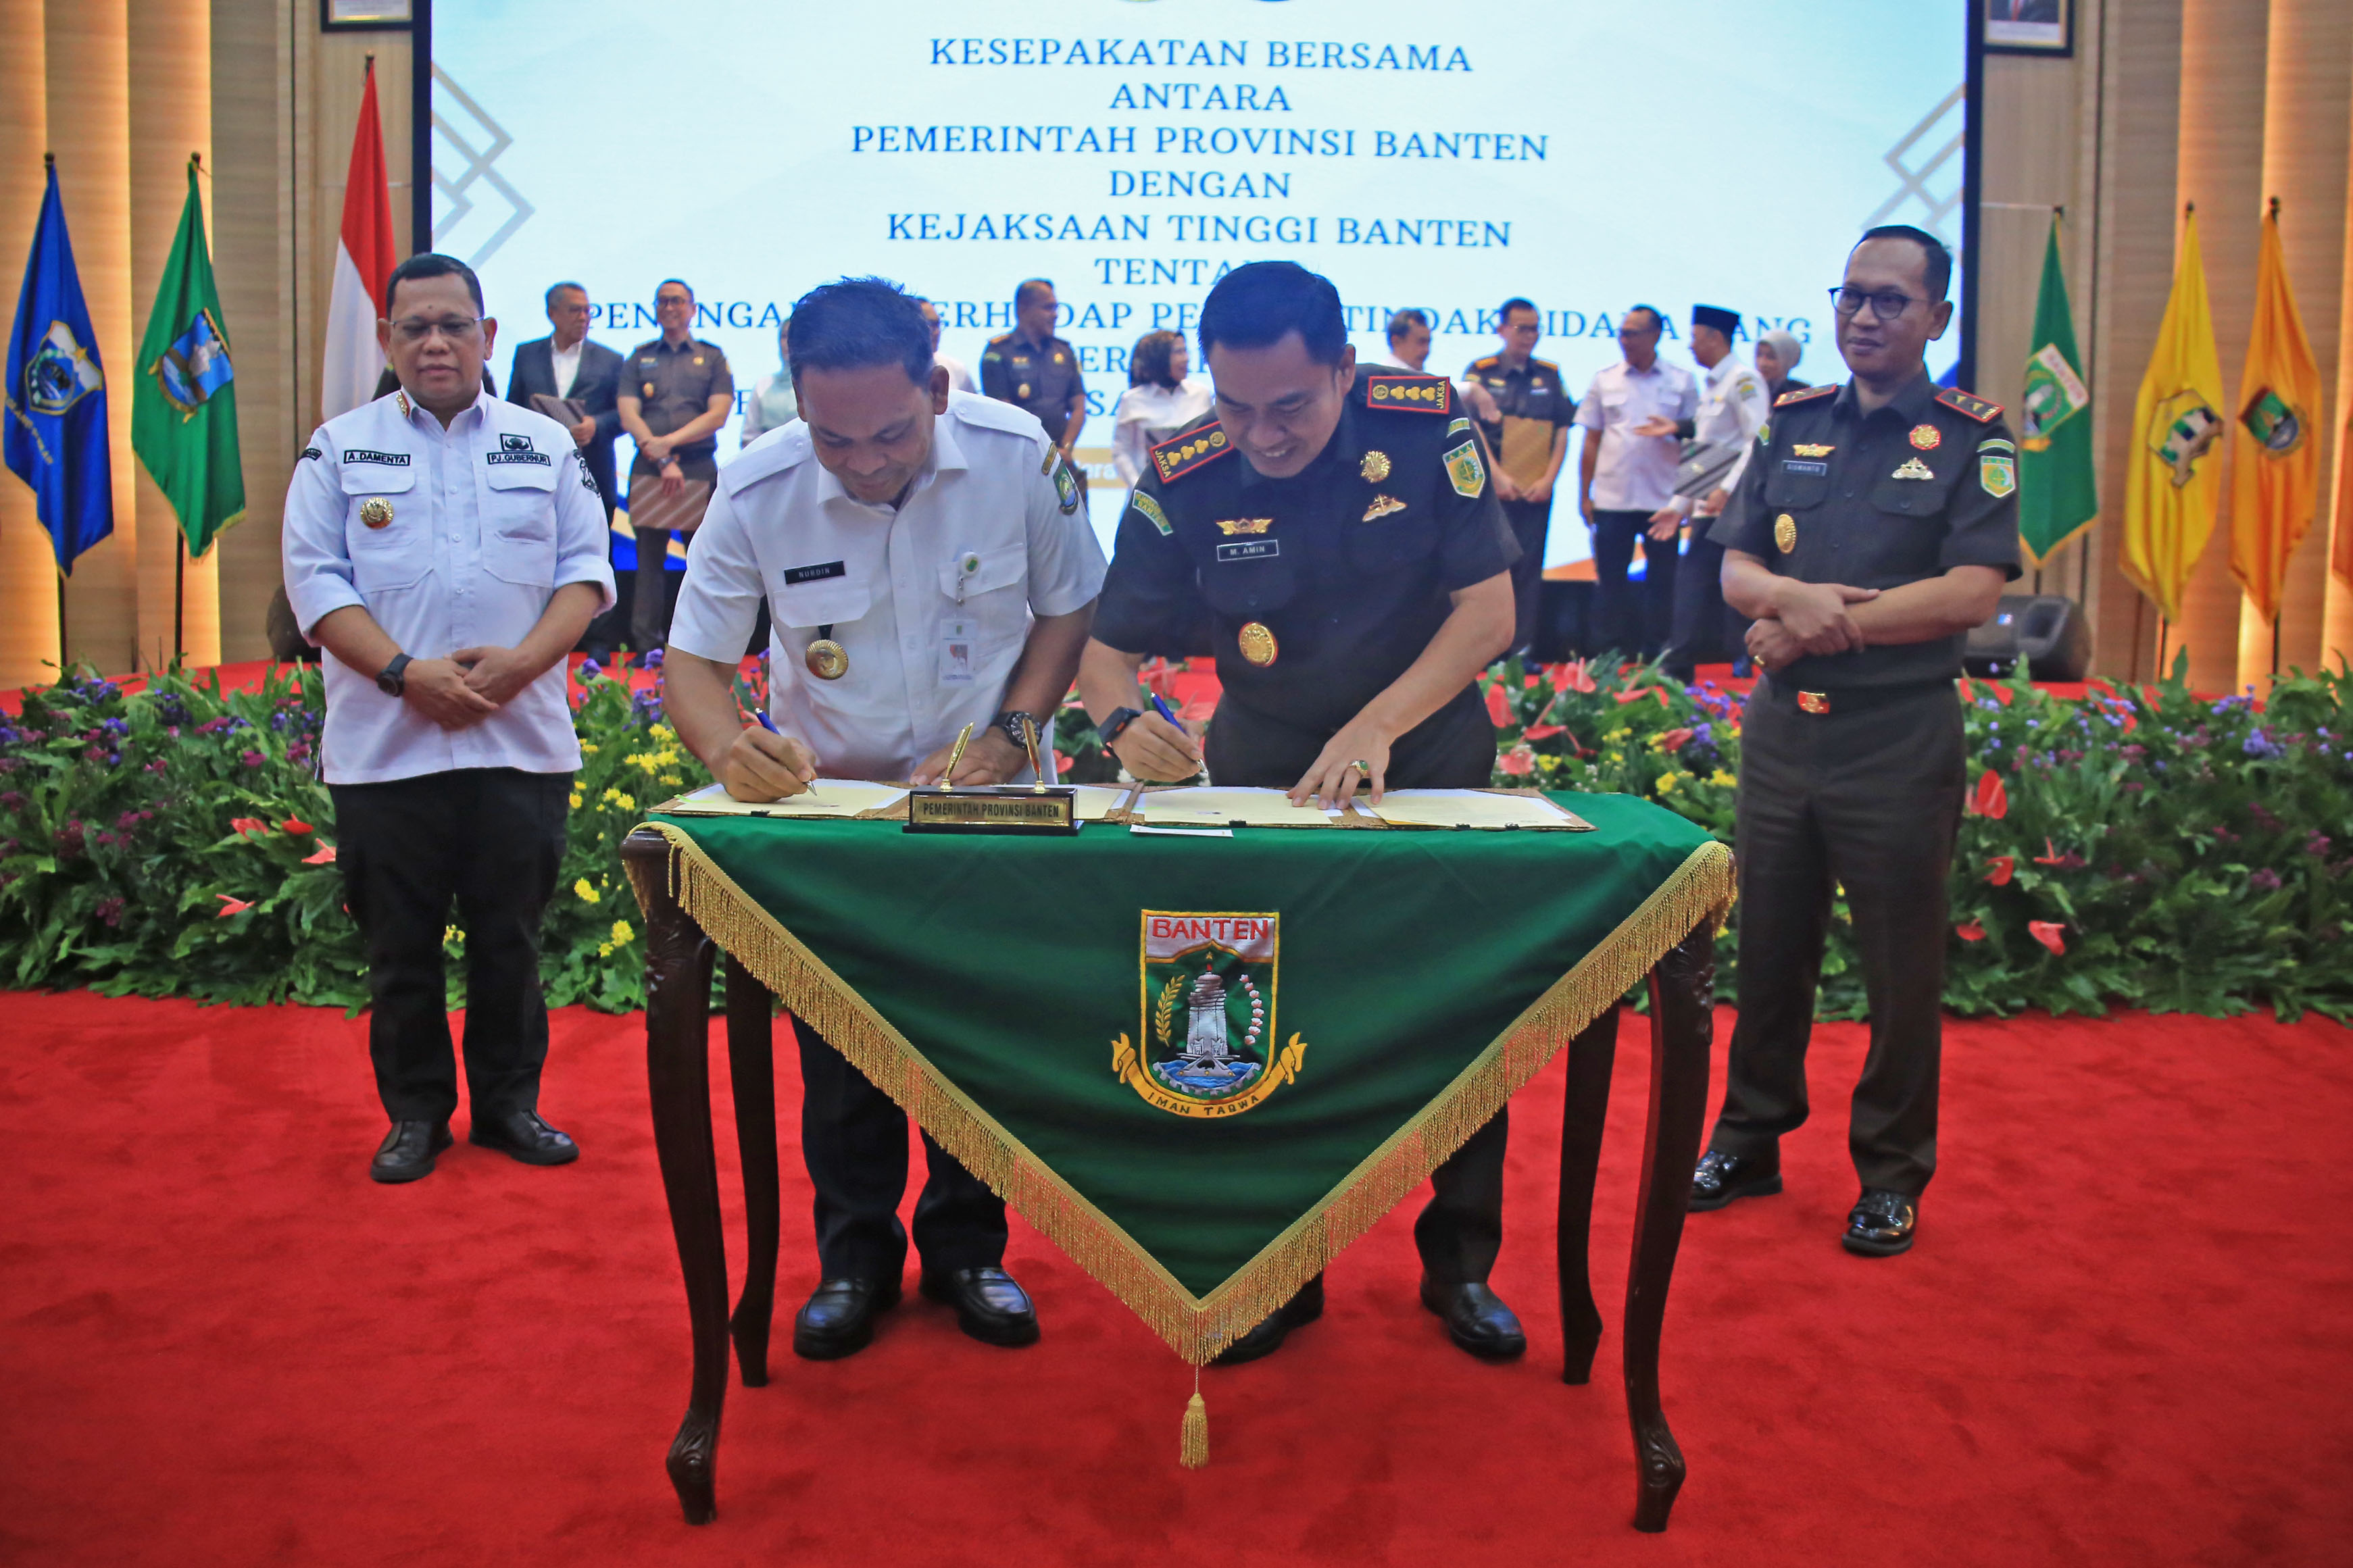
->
xmin=174 ymin=534 xmax=184 ymax=664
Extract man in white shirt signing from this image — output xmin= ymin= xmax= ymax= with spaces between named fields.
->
xmin=664 ymin=276 xmax=1105 ymax=1361
xmin=1573 ymin=306 xmax=1699 ymax=660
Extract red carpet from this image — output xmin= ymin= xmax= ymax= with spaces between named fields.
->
xmin=3 ymin=994 xmax=2348 ymax=1567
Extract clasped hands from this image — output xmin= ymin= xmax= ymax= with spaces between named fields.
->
xmin=401 ymin=645 xmax=544 ymax=730
xmin=1745 ymin=580 xmax=1882 ymax=672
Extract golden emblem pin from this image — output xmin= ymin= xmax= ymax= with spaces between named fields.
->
xmin=1791 ymin=442 xmax=1835 ymax=457
xmin=1215 ymin=517 xmax=1273 ymax=536
xmin=1237 ymin=622 xmax=1279 ymax=667
xmin=1891 ymin=457 xmax=1936 ymax=480
xmin=360 ymin=498 xmax=394 ymax=530
xmin=1360 ymin=450 xmax=1391 ymax=482
xmin=1910 ymin=424 xmax=1941 ymax=451
xmin=804 ymin=638 xmax=849 ymax=681
xmin=1362 ymin=495 xmax=1406 ymax=522
xmin=1016 ymin=382 xmax=1031 ymax=399
xmin=1773 ymin=512 xmax=1797 ymax=553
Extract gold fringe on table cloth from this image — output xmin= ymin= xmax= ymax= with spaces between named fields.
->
xmin=628 ymin=821 xmax=1734 ymax=1370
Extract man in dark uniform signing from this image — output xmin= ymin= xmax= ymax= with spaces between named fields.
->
xmin=1689 ymin=224 xmax=2019 ymax=1257
xmin=1076 ymin=261 xmax=1525 ymax=1361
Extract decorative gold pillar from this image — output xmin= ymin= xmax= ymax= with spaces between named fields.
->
xmin=128 ymin=0 xmax=220 ymax=668
xmin=2173 ymin=0 xmax=2267 ymax=693
xmin=2237 ymin=0 xmax=2351 ymax=686
xmin=45 ymin=0 xmax=139 ymax=676
xmin=0 ymin=0 xmax=61 ymax=688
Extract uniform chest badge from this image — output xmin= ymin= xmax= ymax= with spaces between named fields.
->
xmin=805 ymin=638 xmax=849 ymax=681
xmin=1360 ymin=450 xmax=1391 ymax=483
xmin=1215 ymin=517 xmax=1272 ymax=536
xmin=1791 ymin=443 xmax=1835 ymax=457
xmin=1237 ymin=622 xmax=1279 ymax=667
xmin=1891 ymin=457 xmax=1936 ymax=481
xmin=360 ymin=498 xmax=395 ymax=529
xmin=641 ymin=382 xmax=654 ymax=398
xmin=1909 ymin=424 xmax=1941 ymax=451
xmin=1979 ymin=453 xmax=2017 ymax=498
xmin=1443 ymin=439 xmax=1486 ymax=497
xmin=1054 ymin=351 xmax=1066 ymax=364
xmin=1016 ymin=383 xmax=1031 ymax=399
xmin=692 ymin=355 xmax=704 ymax=367
xmin=1112 ymin=913 xmax=1308 ymax=1119
xmin=1773 ymin=513 xmax=1797 ymax=554
xmin=1362 ymin=495 xmax=1407 ymax=522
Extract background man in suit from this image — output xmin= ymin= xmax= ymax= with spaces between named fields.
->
xmin=508 ymin=282 xmax=626 ymax=655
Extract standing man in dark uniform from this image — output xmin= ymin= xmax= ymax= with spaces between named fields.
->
xmin=1077 ymin=261 xmax=1525 ymax=1362
xmin=616 ymin=278 xmax=733 ymax=659
xmin=1464 ymin=299 xmax=1573 ymax=655
xmin=980 ymin=278 xmax=1087 ymax=475
xmin=1689 ymin=225 xmax=2018 ymax=1257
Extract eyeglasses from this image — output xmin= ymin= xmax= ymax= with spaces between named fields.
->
xmin=1828 ymin=286 xmax=1926 ymax=322
xmin=389 ymin=315 xmax=482 ymax=343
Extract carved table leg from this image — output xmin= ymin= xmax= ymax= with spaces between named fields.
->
xmin=1556 ymin=1006 xmax=1620 ymax=1386
xmin=624 ymin=831 xmax=728 ymax=1526
xmin=724 ymin=954 xmax=781 ymax=1389
xmin=1623 ymin=925 xmax=1716 ymax=1532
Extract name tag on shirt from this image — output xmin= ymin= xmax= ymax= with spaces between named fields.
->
xmin=344 ymin=449 xmax=411 ymax=467
xmin=1216 ymin=539 xmax=1281 ymax=563
xmin=784 ymin=560 xmax=847 ymax=586
xmin=939 ymin=619 xmax=976 ymax=685
xmin=1781 ymin=460 xmax=1829 ymax=476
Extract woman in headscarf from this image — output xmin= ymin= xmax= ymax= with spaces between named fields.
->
xmin=1753 ymin=327 xmax=1808 ymax=400
xmin=1109 ymin=329 xmax=1213 ymax=487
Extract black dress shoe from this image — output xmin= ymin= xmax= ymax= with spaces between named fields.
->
xmin=1210 ymin=1274 xmax=1325 ymax=1366
xmin=918 ymin=1266 xmax=1040 ymax=1347
xmin=1842 ymin=1188 xmax=1918 ymax=1257
xmin=370 ymin=1120 xmax=451 ymax=1184
xmin=468 ymin=1109 xmax=579 ymax=1166
xmin=1419 ymin=1279 xmax=1528 ymax=1359
xmin=793 ymin=1277 xmax=901 ymax=1360
xmin=1689 ymin=1148 xmax=1783 ymax=1212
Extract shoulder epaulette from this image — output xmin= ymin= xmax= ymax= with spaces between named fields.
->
xmin=1149 ymin=422 xmax=1232 ymax=483
xmin=1532 ymin=356 xmax=1559 ymax=372
xmin=1364 ymin=374 xmax=1452 ymax=414
xmin=1935 ymin=386 xmax=2003 ymax=423
xmin=1774 ymin=384 xmax=1837 ymax=408
xmin=1468 ymin=354 xmax=1501 ymax=372
xmin=985 ymin=333 xmax=1013 ymax=348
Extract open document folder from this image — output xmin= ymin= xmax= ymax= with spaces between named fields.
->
xmin=655 ymin=782 xmax=908 ymax=818
xmin=1137 ymin=786 xmax=1341 ymax=828
xmin=1366 ymin=790 xmax=1593 ymax=830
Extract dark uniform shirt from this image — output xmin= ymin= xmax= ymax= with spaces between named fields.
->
xmin=979 ymin=332 xmax=1086 ymax=445
xmin=1710 ymin=372 xmax=2021 ymax=690
xmin=624 ymin=336 xmax=735 ymax=475
xmin=1463 ymin=352 xmax=1572 ymax=461
xmin=1092 ymin=372 xmax=1520 ymax=787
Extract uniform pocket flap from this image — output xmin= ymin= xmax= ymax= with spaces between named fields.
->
xmin=773 ymin=578 xmax=873 ymax=629
xmin=339 ymin=459 xmax=416 ymax=494
xmin=485 ymin=456 xmax=559 ymax=490
xmin=940 ymin=543 xmax=1026 ymax=600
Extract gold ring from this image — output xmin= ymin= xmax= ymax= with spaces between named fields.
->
xmin=1347 ymin=759 xmax=1371 ymax=774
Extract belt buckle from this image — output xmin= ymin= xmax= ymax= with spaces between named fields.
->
xmin=1797 ymin=690 xmax=1831 ymax=715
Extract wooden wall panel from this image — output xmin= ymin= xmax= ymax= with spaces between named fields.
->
xmin=0 ymin=0 xmax=61 ymax=688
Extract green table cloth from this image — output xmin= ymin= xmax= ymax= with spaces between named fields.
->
xmin=639 ymin=792 xmax=1731 ymax=1366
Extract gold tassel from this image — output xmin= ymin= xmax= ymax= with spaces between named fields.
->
xmin=1180 ymin=1372 xmax=1208 ymax=1469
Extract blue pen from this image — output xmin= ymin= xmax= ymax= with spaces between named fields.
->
xmin=1146 ymin=692 xmax=1199 ymax=765
xmin=749 ymin=707 xmax=815 ymax=796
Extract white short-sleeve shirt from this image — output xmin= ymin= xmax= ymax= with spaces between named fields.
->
xmin=281 ymin=388 xmax=618 ymax=785
xmin=668 ymin=390 xmax=1107 ymax=783
xmin=1572 ymin=359 xmax=1700 ymax=513
xmin=1676 ymin=354 xmax=1769 ymax=516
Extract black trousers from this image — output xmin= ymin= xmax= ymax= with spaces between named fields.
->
xmin=1502 ymin=496 xmax=1554 ymax=655
xmin=1663 ymin=532 xmax=1748 ymax=677
xmin=330 ymin=767 xmax=572 ymax=1124
xmin=796 ymin=1015 xmax=1006 ymax=1280
xmin=629 ymin=526 xmax=683 ymax=655
xmin=1210 ymin=700 xmax=1510 ymax=1286
xmin=1589 ymin=509 xmax=1680 ymax=660
xmin=1709 ymin=681 xmax=1964 ymax=1194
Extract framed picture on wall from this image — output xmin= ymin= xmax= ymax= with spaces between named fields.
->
xmin=320 ymin=0 xmax=415 ymax=30
xmin=1984 ymin=0 xmax=2072 ymax=56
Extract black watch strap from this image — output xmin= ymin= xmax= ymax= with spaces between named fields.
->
xmin=994 ymin=709 xmax=1041 ymax=749
xmin=1098 ymin=706 xmax=1142 ymax=745
xmin=376 ymin=653 xmax=412 ymax=697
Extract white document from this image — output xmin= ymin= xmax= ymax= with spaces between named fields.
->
xmin=1069 ymin=784 xmax=1131 ymax=821
xmin=659 ymin=780 xmax=910 ymax=817
xmin=1139 ymin=786 xmax=1339 ymax=828
xmin=1130 ymin=823 xmax=1234 ymax=838
xmin=1366 ymin=790 xmax=1586 ymax=830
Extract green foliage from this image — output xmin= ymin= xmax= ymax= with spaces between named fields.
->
xmin=1481 ymin=655 xmax=2353 ymax=1023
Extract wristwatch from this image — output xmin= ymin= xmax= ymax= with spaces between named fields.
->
xmin=1097 ymin=707 xmax=1143 ymax=745
xmin=993 ymin=709 xmax=1043 ymax=751
xmin=376 ymin=653 xmax=412 ymax=697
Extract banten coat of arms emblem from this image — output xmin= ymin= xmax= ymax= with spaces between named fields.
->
xmin=1112 ymin=912 xmax=1308 ymax=1118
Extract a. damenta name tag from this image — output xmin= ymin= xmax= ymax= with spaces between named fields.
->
xmin=906 ymin=785 xmax=1079 ymax=836
xmin=1215 ymin=539 xmax=1280 ymax=563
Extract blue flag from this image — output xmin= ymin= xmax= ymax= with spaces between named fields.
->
xmin=4 ymin=163 xmax=114 ymax=574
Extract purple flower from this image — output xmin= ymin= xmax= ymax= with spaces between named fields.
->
xmin=145 ymin=759 xmax=166 ymax=774
xmin=116 ymin=810 xmax=143 ymax=832
xmin=2243 ymin=730 xmax=2282 ymax=759
xmin=2248 ymin=868 xmax=2283 ymax=892
xmin=2307 ymin=833 xmax=2333 ymax=858
xmin=55 ymin=820 xmax=84 ymax=857
xmin=0 ymin=791 xmax=20 ymax=811
xmin=577 ymin=659 xmax=603 ymax=682
xmin=95 ymin=896 xmax=125 ymax=928
xmin=240 ymin=750 xmax=264 ymax=768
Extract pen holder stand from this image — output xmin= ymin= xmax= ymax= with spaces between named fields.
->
xmin=905 ymin=785 xmax=1079 ymax=835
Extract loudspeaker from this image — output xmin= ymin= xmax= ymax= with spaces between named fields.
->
xmin=1964 ymin=593 xmax=2089 ymax=682
xmin=1533 ymin=578 xmax=1595 ymax=662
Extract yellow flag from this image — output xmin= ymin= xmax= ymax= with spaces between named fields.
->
xmin=2229 ymin=207 xmax=2325 ymax=622
xmin=2121 ymin=209 xmax=2227 ymax=626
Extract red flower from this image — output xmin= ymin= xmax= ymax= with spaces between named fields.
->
xmin=2032 ymin=837 xmax=2066 ymax=866
xmin=1956 ymin=920 xmax=1986 ymax=941
xmin=2027 ymin=920 xmax=2066 ymax=955
xmin=228 ymin=817 xmax=268 ymax=836
xmin=1485 ymin=684 xmax=1512 ymax=728
xmin=1053 ymin=752 xmax=1074 ymax=775
xmin=1970 ymin=771 xmax=2008 ymax=819
xmin=215 ymin=894 xmax=254 ymax=917
xmin=1525 ymin=724 xmax=1565 ymax=742
xmin=1613 ymin=688 xmax=1648 ymax=705
xmin=1956 ymin=675 xmax=1977 ymax=703
xmin=1499 ymin=745 xmax=1535 ymax=777
xmin=1658 ymin=727 xmax=1693 ymax=753
xmin=1984 ymin=856 xmax=2014 ymax=886
xmin=280 ymin=817 xmax=314 ymax=834
xmin=1559 ymin=660 xmax=1597 ymax=694
xmin=302 ymin=844 xmax=337 ymax=865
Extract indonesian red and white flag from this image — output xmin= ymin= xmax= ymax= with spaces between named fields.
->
xmin=320 ymin=58 xmax=397 ymax=421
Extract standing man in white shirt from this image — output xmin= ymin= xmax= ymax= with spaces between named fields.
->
xmin=664 ymin=277 xmax=1105 ymax=1361
xmin=1369 ymin=307 xmax=1432 ymax=372
xmin=1572 ymin=306 xmax=1699 ymax=659
xmin=1664 ymin=305 xmax=1769 ymax=677
xmin=282 ymin=253 xmax=616 ymax=1184
xmin=915 ymin=297 xmax=978 ymax=394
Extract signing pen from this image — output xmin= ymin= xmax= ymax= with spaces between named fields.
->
xmin=1147 ymin=692 xmax=1199 ymax=762
xmin=749 ymin=707 xmax=815 ymax=797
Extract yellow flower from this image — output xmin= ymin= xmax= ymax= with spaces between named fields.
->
xmin=633 ymin=753 xmax=662 ymax=775
xmin=580 ymin=742 xmax=599 ymax=755
xmin=650 ymin=724 xmax=674 ymax=742
xmin=1606 ymin=726 xmax=1631 ymax=742
xmin=1655 ymin=772 xmax=1680 ymax=794
xmin=443 ymin=925 xmax=461 ymax=944
xmin=610 ymin=919 xmax=636 ymax=946
xmin=597 ymin=942 xmax=614 ymax=959
xmin=600 ymin=787 xmax=637 ymax=811
xmin=568 ymin=791 xmax=583 ymax=809
xmin=1710 ymin=769 xmax=1736 ymax=788
xmin=659 ymin=773 xmax=683 ymax=786
xmin=574 ymin=878 xmax=601 ymax=904
xmin=1606 ymin=751 xmax=1623 ymax=764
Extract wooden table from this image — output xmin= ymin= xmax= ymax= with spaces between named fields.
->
xmin=621 ymin=826 xmax=1716 ymax=1533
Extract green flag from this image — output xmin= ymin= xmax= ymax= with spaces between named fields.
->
xmin=2017 ymin=214 xmax=2098 ymax=566
xmin=131 ymin=159 xmax=243 ymax=559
